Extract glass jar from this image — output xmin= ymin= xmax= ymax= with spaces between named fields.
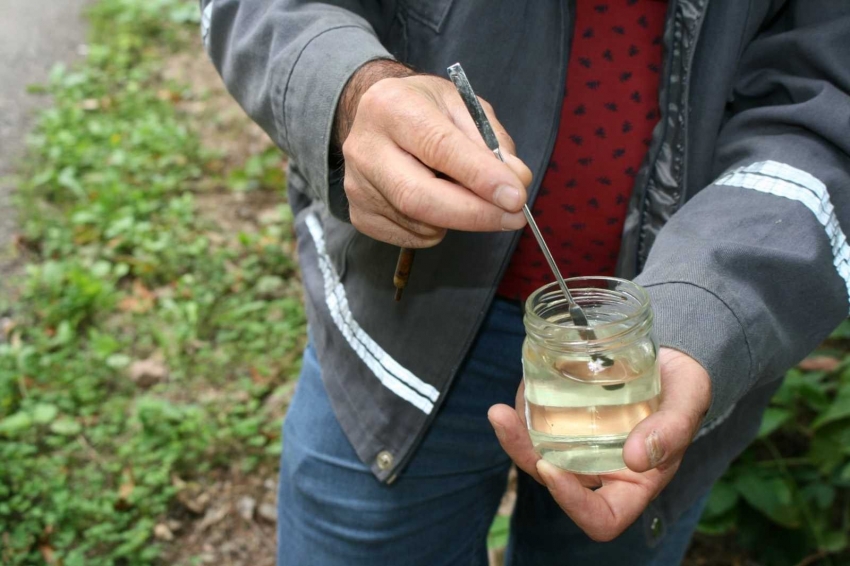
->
xmin=523 ymin=277 xmax=659 ymax=474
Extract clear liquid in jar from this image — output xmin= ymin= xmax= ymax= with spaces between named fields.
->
xmin=524 ymin=335 xmax=660 ymax=474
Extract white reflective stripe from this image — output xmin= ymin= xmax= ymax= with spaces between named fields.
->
xmin=305 ymin=214 xmax=438 ymax=414
xmin=693 ymin=403 xmax=736 ymax=442
xmin=733 ymin=161 xmax=826 ymax=198
xmin=201 ymin=3 xmax=213 ymax=46
xmin=715 ymin=160 xmax=850 ymax=311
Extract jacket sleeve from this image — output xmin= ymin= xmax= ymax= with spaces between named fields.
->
xmin=200 ymin=0 xmax=393 ymax=212
xmin=635 ymin=2 xmax=850 ymax=423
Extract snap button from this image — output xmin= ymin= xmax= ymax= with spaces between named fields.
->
xmin=376 ymin=450 xmax=394 ymax=471
xmin=650 ymin=516 xmax=662 ymax=538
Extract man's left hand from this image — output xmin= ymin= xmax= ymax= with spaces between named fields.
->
xmin=487 ymin=348 xmax=711 ymax=542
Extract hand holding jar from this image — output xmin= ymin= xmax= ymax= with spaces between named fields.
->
xmin=487 ymin=278 xmax=712 ymax=543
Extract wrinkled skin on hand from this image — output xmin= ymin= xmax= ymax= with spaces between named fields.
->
xmin=335 ymin=60 xmax=533 ymax=248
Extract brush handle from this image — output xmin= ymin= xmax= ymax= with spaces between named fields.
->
xmin=393 ymin=247 xmax=416 ymax=301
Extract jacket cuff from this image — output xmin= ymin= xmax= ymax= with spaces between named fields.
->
xmin=637 ymin=281 xmax=754 ymax=423
xmin=279 ymin=25 xmax=392 ymax=218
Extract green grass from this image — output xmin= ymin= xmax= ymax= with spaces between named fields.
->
xmin=0 ymin=1 xmax=304 ymax=564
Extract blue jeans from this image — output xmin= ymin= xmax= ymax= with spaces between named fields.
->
xmin=278 ymin=298 xmax=708 ymax=565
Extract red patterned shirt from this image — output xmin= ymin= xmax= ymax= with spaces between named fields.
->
xmin=498 ymin=0 xmax=668 ymax=301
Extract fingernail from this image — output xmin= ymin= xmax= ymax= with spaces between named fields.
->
xmin=501 ymin=211 xmax=527 ymax=231
xmin=645 ymin=430 xmax=665 ymax=468
xmin=494 ymin=185 xmax=522 ymax=210
xmin=536 ymin=459 xmax=558 ymax=487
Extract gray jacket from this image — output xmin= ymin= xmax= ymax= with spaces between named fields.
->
xmin=202 ymin=0 xmax=850 ymax=544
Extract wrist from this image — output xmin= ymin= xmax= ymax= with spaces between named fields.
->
xmin=332 ymin=59 xmax=417 ymax=149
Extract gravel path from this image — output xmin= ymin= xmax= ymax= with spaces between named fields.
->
xmin=0 ymin=0 xmax=91 ymax=294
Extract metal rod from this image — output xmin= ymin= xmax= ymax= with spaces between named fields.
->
xmin=494 ymin=149 xmax=590 ymax=326
xmin=447 ymin=63 xmax=591 ymax=328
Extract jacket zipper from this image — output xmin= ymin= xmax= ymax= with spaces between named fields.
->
xmin=626 ymin=0 xmax=679 ymax=277
xmin=633 ymin=0 xmax=710 ymax=271
xmin=677 ymin=0 xmax=711 ymax=214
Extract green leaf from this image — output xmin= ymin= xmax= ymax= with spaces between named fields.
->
xmin=800 ymin=482 xmax=835 ymax=510
xmin=757 ymin=407 xmax=793 ymax=438
xmin=820 ymin=530 xmax=848 ymax=553
xmin=265 ymin=440 xmax=283 ymax=456
xmin=26 ymin=83 xmax=48 ymax=94
xmin=808 ymin=432 xmax=846 ymax=475
xmin=32 ymin=403 xmax=59 ymax=424
xmin=52 ymin=319 xmax=75 ymax=346
xmin=836 ymin=461 xmax=850 ymax=487
xmin=702 ymin=480 xmax=739 ymax=519
xmin=697 ymin=508 xmax=738 ymax=536
xmin=698 ymin=480 xmax=740 ymax=536
xmin=772 ymin=369 xmax=806 ymax=407
xmin=734 ymin=469 xmax=801 ymax=529
xmin=106 ymin=353 xmax=132 ymax=369
xmin=89 ymin=329 xmax=121 ymax=359
xmin=812 ymin=383 xmax=850 ymax=429
xmin=50 ymin=417 xmax=82 ymax=436
xmin=487 ymin=514 xmax=510 ymax=550
xmin=0 ymin=411 xmax=34 ymax=435
xmin=798 ymin=383 xmax=831 ymax=413
xmin=774 ymin=369 xmax=831 ymax=412
xmin=57 ymin=166 xmax=85 ymax=198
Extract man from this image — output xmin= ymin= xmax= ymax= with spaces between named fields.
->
xmin=201 ymin=1 xmax=850 ymax=564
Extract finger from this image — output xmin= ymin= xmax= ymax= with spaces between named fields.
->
xmin=508 ymin=381 xmax=597 ymax=491
xmin=514 ymin=380 xmax=526 ymax=426
xmin=443 ymin=95 xmax=533 ymax=189
xmin=349 ymin=206 xmax=446 ymax=248
xmin=576 ymin=474 xmax=604 ymax=490
xmin=504 ymin=153 xmax=534 ymax=190
xmin=488 ymin=404 xmax=542 ymax=484
xmin=447 ymin=95 xmax=516 ymax=155
xmin=482 ymin=102 xmax=516 ymax=156
xmin=536 ymin=460 xmax=657 ymax=542
xmin=459 ymin=98 xmax=533 ymax=188
xmin=477 ymin=109 xmax=533 ymax=190
xmin=623 ymin=350 xmax=711 ymax=473
xmin=364 ymin=144 xmax=527 ymax=232
xmin=388 ymin=105 xmax=528 ymax=213
xmin=346 ymin=169 xmax=447 ymax=240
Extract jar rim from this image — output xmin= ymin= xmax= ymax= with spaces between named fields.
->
xmin=524 ymin=277 xmax=651 ymax=338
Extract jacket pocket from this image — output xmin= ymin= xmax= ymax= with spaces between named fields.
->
xmin=400 ymin=0 xmax=456 ymax=34
xmin=321 ymin=211 xmax=357 ymax=281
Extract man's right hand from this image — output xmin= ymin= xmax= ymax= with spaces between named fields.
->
xmin=334 ymin=60 xmax=533 ymax=248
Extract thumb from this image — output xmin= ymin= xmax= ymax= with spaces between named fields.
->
xmin=622 ymin=349 xmax=711 ymax=472
xmin=446 ymin=89 xmax=533 ymax=189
